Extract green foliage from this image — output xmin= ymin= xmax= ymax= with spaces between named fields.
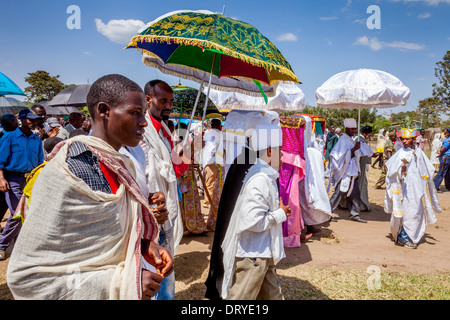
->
xmin=281 ymin=105 xmax=379 ymax=130
xmin=416 ymin=97 xmax=442 ymax=128
xmin=432 ymin=50 xmax=450 ymax=117
xmin=24 ymin=70 xmax=74 ymax=104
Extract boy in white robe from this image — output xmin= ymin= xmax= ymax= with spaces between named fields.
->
xmin=221 ymin=122 xmax=290 ymax=300
xmin=384 ymin=128 xmax=441 ymax=249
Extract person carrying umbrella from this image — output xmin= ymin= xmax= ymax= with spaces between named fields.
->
xmin=328 ymin=118 xmax=367 ymax=223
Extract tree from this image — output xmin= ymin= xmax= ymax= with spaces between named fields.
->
xmin=389 ymin=110 xmax=419 ymax=128
xmin=287 ymin=105 xmax=378 ymax=129
xmin=432 ymin=50 xmax=450 ymax=117
xmin=24 ymin=70 xmax=73 ymax=104
xmin=416 ymin=97 xmax=442 ymax=128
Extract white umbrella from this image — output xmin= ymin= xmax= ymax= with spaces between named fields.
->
xmin=205 ymin=81 xmax=306 ymax=113
xmin=315 ymin=68 xmax=410 ymax=139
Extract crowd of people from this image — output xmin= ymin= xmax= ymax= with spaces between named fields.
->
xmin=0 ymin=73 xmax=448 ymax=300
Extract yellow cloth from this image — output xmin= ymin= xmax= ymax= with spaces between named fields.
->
xmin=12 ymin=162 xmax=47 ymax=223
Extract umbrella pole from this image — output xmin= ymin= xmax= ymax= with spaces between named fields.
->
xmin=202 ymin=53 xmax=217 ymax=125
xmin=358 ymin=108 xmax=361 ymax=141
xmin=185 ymin=73 xmax=206 ymax=147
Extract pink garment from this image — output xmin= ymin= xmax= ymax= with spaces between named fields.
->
xmin=279 ymin=151 xmax=305 ymax=248
xmin=281 ymin=126 xmax=304 ymax=158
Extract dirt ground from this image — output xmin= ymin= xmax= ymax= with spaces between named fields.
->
xmin=1 ymin=145 xmax=449 ymax=300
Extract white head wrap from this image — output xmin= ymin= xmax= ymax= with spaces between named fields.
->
xmin=249 ymin=122 xmax=283 ymax=151
xmin=344 ymin=118 xmax=357 ymax=128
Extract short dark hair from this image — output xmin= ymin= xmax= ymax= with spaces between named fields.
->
xmin=68 ymin=112 xmax=83 ymax=122
xmin=87 ymin=74 xmax=143 ymax=119
xmin=211 ymin=118 xmax=222 ymax=128
xmin=0 ymin=114 xmax=16 ymax=127
xmin=44 ymin=137 xmax=63 ymax=153
xmin=69 ymin=128 xmax=87 ymax=138
xmin=31 ymin=104 xmax=45 ymax=111
xmin=144 ymin=79 xmax=172 ymax=97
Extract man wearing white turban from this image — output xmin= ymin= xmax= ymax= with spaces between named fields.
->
xmin=220 ymin=121 xmax=290 ymax=300
xmin=328 ymin=118 xmax=367 ymax=223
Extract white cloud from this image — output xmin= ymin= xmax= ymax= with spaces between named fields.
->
xmin=355 ymin=36 xmax=426 ymax=51
xmin=352 ymin=18 xmax=366 ymax=25
xmin=95 ymin=18 xmax=146 ymax=45
xmin=385 ymin=40 xmax=426 ymax=50
xmin=319 ymin=16 xmax=338 ymax=21
xmin=276 ymin=33 xmax=298 ymax=42
xmin=418 ymin=12 xmax=432 ymax=18
xmin=354 ymin=36 xmax=383 ymax=51
xmin=390 ymin=0 xmax=450 ymax=5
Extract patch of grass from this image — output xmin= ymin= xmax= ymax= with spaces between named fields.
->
xmin=277 ymin=265 xmax=450 ymax=300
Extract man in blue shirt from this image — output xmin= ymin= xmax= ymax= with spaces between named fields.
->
xmin=0 ymin=109 xmax=43 ymax=260
xmin=433 ymin=128 xmax=450 ymax=191
xmin=0 ymin=114 xmax=20 ymax=229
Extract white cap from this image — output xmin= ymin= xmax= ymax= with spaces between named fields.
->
xmin=249 ymin=122 xmax=283 ymax=151
xmin=344 ymin=118 xmax=357 ymax=128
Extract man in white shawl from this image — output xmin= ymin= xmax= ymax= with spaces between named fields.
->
xmin=385 ymin=128 xmax=441 ymax=249
xmin=221 ymin=121 xmax=290 ymax=300
xmin=7 ymin=74 xmax=172 ymax=300
xmin=329 ymin=118 xmax=371 ymax=223
xmin=430 ymin=132 xmax=442 ymax=171
xmin=141 ymin=80 xmax=189 ymax=300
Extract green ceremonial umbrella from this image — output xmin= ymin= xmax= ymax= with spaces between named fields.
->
xmin=126 ymin=10 xmax=300 ymax=130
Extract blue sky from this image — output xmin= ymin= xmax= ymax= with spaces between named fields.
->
xmin=1 ymin=0 xmax=449 ymax=118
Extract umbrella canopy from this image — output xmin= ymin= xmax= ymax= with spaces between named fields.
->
xmin=141 ymin=54 xmax=278 ymax=97
xmin=315 ymin=69 xmax=410 ymax=109
xmin=171 ymin=84 xmax=223 ymax=121
xmin=206 ymin=82 xmax=306 ymax=113
xmin=39 ymin=101 xmax=81 ymax=116
xmin=0 ymin=72 xmax=26 ymax=96
xmin=47 ymin=84 xmax=91 ymax=107
xmin=0 ymin=96 xmax=28 ymax=116
xmin=126 ymin=10 xmax=300 ymax=96
xmin=315 ymin=68 xmax=410 ymax=139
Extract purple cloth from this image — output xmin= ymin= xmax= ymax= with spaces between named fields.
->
xmin=0 ymin=175 xmax=26 ymax=251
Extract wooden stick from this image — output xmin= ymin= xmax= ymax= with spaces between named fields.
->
xmin=195 ymin=166 xmax=217 ymax=217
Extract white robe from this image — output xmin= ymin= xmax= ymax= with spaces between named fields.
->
xmin=430 ymin=133 xmax=442 ymax=166
xmin=7 ymin=136 xmax=158 ymax=300
xmin=141 ymin=114 xmax=184 ymax=255
xmin=384 ymin=147 xmax=441 ymax=244
xmin=297 ymin=115 xmax=331 ymax=225
xmin=329 ymin=133 xmax=360 ymax=195
xmin=202 ymin=128 xmax=221 ymax=167
xmin=220 ymin=159 xmax=286 ymax=299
